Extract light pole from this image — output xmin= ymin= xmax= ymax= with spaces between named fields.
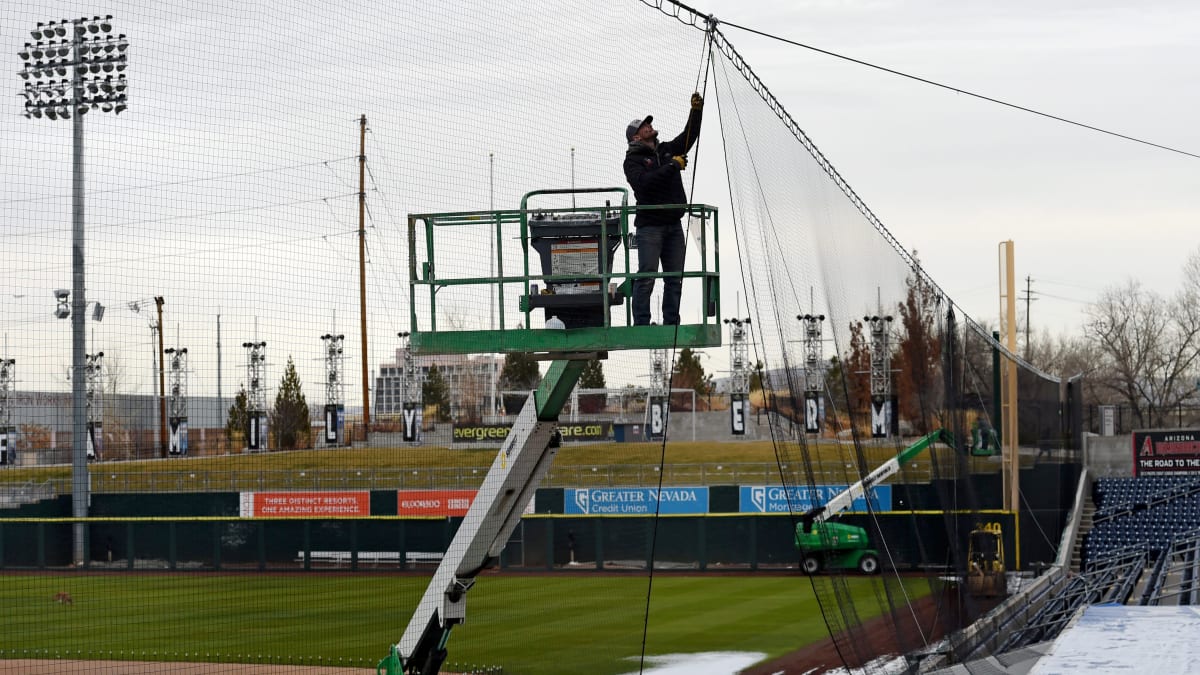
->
xmin=20 ymin=15 xmax=128 ymax=565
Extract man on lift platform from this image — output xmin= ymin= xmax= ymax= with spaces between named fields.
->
xmin=623 ymin=92 xmax=703 ymax=326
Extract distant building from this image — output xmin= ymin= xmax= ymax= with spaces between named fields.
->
xmin=374 ymin=350 xmax=500 ymax=421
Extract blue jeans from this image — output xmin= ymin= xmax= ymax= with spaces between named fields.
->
xmin=633 ymin=221 xmax=685 ymax=325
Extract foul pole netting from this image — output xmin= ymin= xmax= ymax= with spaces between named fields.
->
xmin=0 ymin=0 xmax=1075 ymax=672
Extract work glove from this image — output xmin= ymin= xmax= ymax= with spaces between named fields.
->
xmin=671 ymin=155 xmax=688 ymax=171
xmin=691 ymin=92 xmax=704 ymax=109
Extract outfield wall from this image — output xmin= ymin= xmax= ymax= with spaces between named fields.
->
xmin=1 ymin=463 xmax=1076 ymax=572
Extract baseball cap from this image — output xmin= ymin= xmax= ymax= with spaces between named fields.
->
xmin=625 ymin=115 xmax=653 ymax=142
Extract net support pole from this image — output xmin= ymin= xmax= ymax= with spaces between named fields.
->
xmin=69 ymin=31 xmax=88 ymax=563
xmin=998 ymin=240 xmax=1019 ymax=513
xmin=358 ymin=114 xmax=370 ymax=441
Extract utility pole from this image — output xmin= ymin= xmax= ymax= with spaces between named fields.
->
xmin=357 ymin=114 xmax=370 ymax=442
xmin=1019 ymin=275 xmax=1037 ymax=359
xmin=155 ymin=296 xmax=166 ymax=457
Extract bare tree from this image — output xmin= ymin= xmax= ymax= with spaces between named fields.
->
xmin=1085 ymin=256 xmax=1200 ymax=427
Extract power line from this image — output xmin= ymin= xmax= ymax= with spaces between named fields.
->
xmin=0 ymin=156 xmax=358 ymax=206
xmin=717 ymin=19 xmax=1200 ymax=161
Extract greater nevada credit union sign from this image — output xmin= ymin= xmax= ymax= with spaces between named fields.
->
xmin=565 ymin=487 xmax=709 ymax=515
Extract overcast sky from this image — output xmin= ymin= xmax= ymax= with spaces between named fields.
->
xmin=697 ymin=0 xmax=1200 ymax=337
xmin=4 ymin=0 xmax=1198 ymax=401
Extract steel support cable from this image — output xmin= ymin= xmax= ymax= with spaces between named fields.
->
xmin=0 ymin=156 xmax=358 ymax=206
xmin=714 ymin=18 xmax=1200 ymax=162
xmin=638 ymin=24 xmax=715 ymax=674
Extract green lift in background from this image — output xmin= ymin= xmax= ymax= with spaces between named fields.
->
xmin=380 ymin=188 xmax=723 ymax=675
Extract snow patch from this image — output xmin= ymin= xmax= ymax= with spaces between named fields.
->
xmin=618 ymin=651 xmax=767 ymax=675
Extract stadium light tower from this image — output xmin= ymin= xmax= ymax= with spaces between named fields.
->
xmin=865 ymin=314 xmax=894 ymax=438
xmin=20 ymin=16 xmax=127 ymax=564
xmin=243 ymin=341 xmax=267 ymax=451
xmin=799 ymin=314 xmax=825 ymax=434
xmin=397 ymin=331 xmax=421 ymax=444
xmin=164 ymin=347 xmax=189 ymax=455
xmin=724 ymin=318 xmax=751 ymax=436
xmin=321 ymin=334 xmax=345 ymax=446
xmin=0 ymin=358 xmax=15 ymax=466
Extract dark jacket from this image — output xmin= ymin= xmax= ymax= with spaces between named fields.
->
xmin=623 ymin=107 xmax=702 ymax=226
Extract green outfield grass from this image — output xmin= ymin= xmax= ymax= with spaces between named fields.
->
xmin=2 ymin=572 xmax=931 ymax=674
xmin=0 ymin=439 xmax=985 ymax=492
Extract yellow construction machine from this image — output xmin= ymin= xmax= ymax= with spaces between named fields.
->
xmin=966 ymin=522 xmax=1007 ymax=598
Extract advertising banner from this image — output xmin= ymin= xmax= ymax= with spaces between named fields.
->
xmin=168 ymin=417 xmax=188 ymax=456
xmin=396 ymin=489 xmax=478 ymax=517
xmin=738 ymin=484 xmax=892 ymax=514
xmin=1133 ymin=429 xmax=1200 ymax=475
xmin=0 ymin=427 xmax=10 ymax=465
xmin=804 ymin=391 xmax=820 ymax=433
xmin=402 ymin=402 xmax=421 ymax=443
xmin=239 ymin=490 xmax=370 ymax=517
xmin=452 ymin=421 xmax=612 ymax=443
xmin=730 ymin=395 xmax=746 ymax=435
xmin=248 ymin=413 xmax=269 ymax=451
xmin=564 ymin=487 xmax=709 ymax=515
xmin=647 ymin=397 xmax=666 ymax=440
xmin=86 ymin=421 xmax=102 ymax=460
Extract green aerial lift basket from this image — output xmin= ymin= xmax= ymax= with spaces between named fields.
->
xmin=406 ymin=187 xmax=722 ymax=357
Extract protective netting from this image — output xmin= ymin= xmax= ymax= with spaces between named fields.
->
xmin=1 ymin=0 xmax=1078 ymax=673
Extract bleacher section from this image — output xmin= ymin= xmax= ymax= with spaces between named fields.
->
xmin=1085 ymin=475 xmax=1200 ymax=562
xmin=926 ymin=473 xmax=1200 ymax=673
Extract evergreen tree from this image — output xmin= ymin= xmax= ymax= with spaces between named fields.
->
xmin=671 ymin=348 xmax=713 ymax=410
xmin=271 ymin=356 xmax=311 ymax=450
xmin=225 ymin=385 xmax=249 ymax=442
xmin=422 ymin=364 xmax=452 ymax=422
xmin=500 ymin=351 xmax=541 ymax=391
xmin=671 ymin=348 xmax=713 ymax=396
xmin=579 ymin=358 xmax=606 ymax=389
xmin=749 ymin=359 xmax=765 ymax=392
xmin=577 ymin=358 xmax=607 ymax=413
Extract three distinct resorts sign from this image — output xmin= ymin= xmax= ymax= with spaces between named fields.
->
xmin=397 ymin=489 xmax=478 ymax=517
xmin=564 ymin=487 xmax=709 ymax=515
xmin=1134 ymin=429 xmax=1200 ymax=475
xmin=240 ymin=491 xmax=371 ymax=517
xmin=738 ymin=485 xmax=893 ymax=514
xmin=237 ymin=490 xmax=484 ymax=517
xmin=453 ymin=421 xmax=612 ymax=443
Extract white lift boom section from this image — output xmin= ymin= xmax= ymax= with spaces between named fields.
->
xmin=383 ymin=358 xmax=586 ymax=675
